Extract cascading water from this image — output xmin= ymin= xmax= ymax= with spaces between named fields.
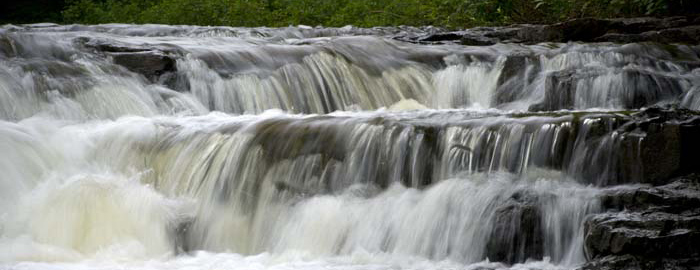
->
xmin=0 ymin=23 xmax=699 ymax=270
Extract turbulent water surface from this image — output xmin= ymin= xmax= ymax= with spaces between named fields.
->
xmin=1 ymin=23 xmax=699 ymax=270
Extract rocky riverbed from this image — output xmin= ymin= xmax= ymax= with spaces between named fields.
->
xmin=1 ymin=17 xmax=700 ymax=270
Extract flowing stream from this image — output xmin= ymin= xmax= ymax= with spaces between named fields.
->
xmin=1 ymin=24 xmax=699 ymax=270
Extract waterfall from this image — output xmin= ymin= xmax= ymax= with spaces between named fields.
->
xmin=0 ymin=23 xmax=699 ymax=270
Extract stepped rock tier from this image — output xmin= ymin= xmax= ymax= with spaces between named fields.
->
xmin=0 ymin=19 xmax=699 ymax=270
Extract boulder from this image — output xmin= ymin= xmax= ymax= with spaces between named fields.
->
xmin=76 ymin=36 xmax=182 ymax=82
xmin=485 ymin=191 xmax=544 ymax=264
xmin=111 ymin=51 xmax=177 ymax=81
xmin=528 ymin=68 xmax=584 ymax=111
xmin=619 ymin=109 xmax=700 ymax=186
xmin=0 ymin=31 xmax=17 ymax=58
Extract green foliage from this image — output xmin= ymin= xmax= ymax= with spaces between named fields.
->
xmin=57 ymin=0 xmax=700 ymax=28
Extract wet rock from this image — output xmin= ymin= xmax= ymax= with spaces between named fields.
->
xmin=579 ymin=254 xmax=700 ymax=270
xmin=558 ymin=108 xmax=700 ymax=186
xmin=172 ymin=218 xmax=193 ymax=254
xmin=77 ymin=36 xmax=181 ymax=54
xmin=159 ymin=71 xmax=191 ymax=92
xmin=76 ymin=36 xmax=182 ymax=81
xmin=111 ymin=51 xmax=177 ymax=81
xmin=584 ymin=211 xmax=700 ymax=259
xmin=459 ymin=26 xmax=522 ymax=45
xmin=596 ymin=25 xmax=700 ymax=44
xmin=491 ymin=51 xmax=559 ymax=107
xmin=417 ymin=32 xmax=463 ymax=43
xmin=529 ymin=69 xmax=685 ymax=112
xmin=460 ymin=33 xmax=500 ymax=46
xmin=610 ymin=16 xmax=692 ymax=33
xmin=0 ymin=31 xmax=17 ymax=58
xmin=495 ymin=54 xmax=541 ymax=105
xmin=511 ymin=25 xmax=558 ymax=44
xmin=600 ymin=176 xmax=700 ymax=213
xmin=618 ymin=109 xmax=700 ymax=186
xmin=528 ymin=68 xmax=584 ymax=111
xmin=450 ymin=15 xmax=700 ymax=45
xmin=631 ymin=123 xmax=681 ymax=185
xmin=582 ymin=176 xmax=700 ymax=269
xmin=548 ymin=18 xmax=612 ymax=42
xmin=80 ymin=38 xmax=151 ymax=53
xmin=486 ymin=191 xmax=544 ymax=264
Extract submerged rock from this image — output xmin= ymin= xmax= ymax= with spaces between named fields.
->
xmin=486 ymin=191 xmax=545 ymax=264
xmin=529 ymin=69 xmax=685 ymax=112
xmin=494 ymin=54 xmax=541 ymax=106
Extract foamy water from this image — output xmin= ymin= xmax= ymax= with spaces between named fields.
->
xmin=1 ymin=23 xmax=698 ymax=270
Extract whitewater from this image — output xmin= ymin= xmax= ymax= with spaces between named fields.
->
xmin=0 ymin=23 xmax=698 ymax=270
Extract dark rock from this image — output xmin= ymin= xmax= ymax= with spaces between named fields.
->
xmin=75 ymin=36 xmax=182 ymax=81
xmin=84 ymin=39 xmax=151 ymax=53
xmin=494 ymin=54 xmax=541 ymax=105
xmin=600 ymin=176 xmax=700 ymax=213
xmin=496 ymin=54 xmax=538 ymax=86
xmin=605 ymin=16 xmax=692 ymax=34
xmin=460 ymin=33 xmax=498 ymax=46
xmin=0 ymin=31 xmax=17 ymax=58
xmin=457 ymin=25 xmax=532 ymax=45
xmin=452 ymin=15 xmax=700 ymax=45
xmin=594 ymin=32 xmax=648 ymax=43
xmin=561 ymin=108 xmax=700 ymax=186
xmin=600 ymin=117 xmax=685 ymax=187
xmin=418 ymin=32 xmax=463 ymax=43
xmin=172 ymin=218 xmax=192 ymax=254
xmin=653 ymin=25 xmax=700 ymax=44
xmin=528 ymin=68 xmax=584 ymax=111
xmin=76 ymin=36 xmax=181 ymax=54
xmin=529 ymin=69 xmax=685 ymax=112
xmin=596 ymin=25 xmax=700 ymax=44
xmin=579 ymin=254 xmax=700 ymax=270
xmin=111 ymin=51 xmax=177 ymax=81
xmin=584 ymin=211 xmax=700 ymax=260
xmin=160 ymin=71 xmax=190 ymax=92
xmin=617 ymin=110 xmax=700 ymax=186
xmin=583 ymin=176 xmax=700 ymax=270
xmin=483 ymin=26 xmax=521 ymax=40
xmin=552 ymin=18 xmax=612 ymax=42
xmin=486 ymin=191 xmax=544 ymax=264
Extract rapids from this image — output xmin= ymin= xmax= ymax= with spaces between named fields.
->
xmin=0 ymin=23 xmax=699 ymax=270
